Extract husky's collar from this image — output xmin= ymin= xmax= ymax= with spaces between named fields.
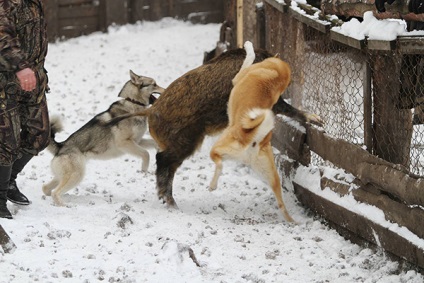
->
xmin=125 ymin=98 xmax=147 ymax=106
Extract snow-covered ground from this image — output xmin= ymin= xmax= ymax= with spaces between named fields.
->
xmin=0 ymin=18 xmax=423 ymax=283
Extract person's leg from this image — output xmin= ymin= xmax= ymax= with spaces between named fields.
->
xmin=0 ymin=87 xmax=21 ymax=218
xmin=7 ymin=153 xmax=33 ymax=205
xmin=0 ymin=165 xmax=13 ymax=219
xmin=9 ymin=93 xmax=50 ymax=205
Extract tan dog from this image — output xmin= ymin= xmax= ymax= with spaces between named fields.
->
xmin=209 ymin=45 xmax=294 ymax=222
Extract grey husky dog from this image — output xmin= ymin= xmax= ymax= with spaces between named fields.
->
xmin=42 ymin=70 xmax=164 ymax=206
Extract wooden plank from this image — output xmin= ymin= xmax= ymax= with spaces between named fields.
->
xmin=59 ymin=17 xmax=99 ymax=29
xmin=173 ymin=0 xmax=222 ymax=16
xmin=130 ymin=0 xmax=151 ymax=22
xmin=294 ymin=183 xmax=424 ymax=271
xmin=97 ymin=0 xmax=106 ymax=31
xmin=187 ymin=11 xmax=224 ymax=24
xmin=273 ymin=116 xmax=310 ymax=165
xmin=148 ymin=0 xmax=171 ymax=21
xmin=306 ymin=126 xmax=424 ymax=207
xmin=58 ymin=6 xmax=99 ymax=19
xmin=321 ymin=177 xmax=424 ymax=239
xmin=288 ymin=7 xmax=330 ymax=34
xmin=330 ymin=30 xmax=365 ymax=50
xmin=44 ymin=0 xmax=60 ymax=41
xmin=104 ymin=0 xmax=129 ymax=26
xmin=398 ymin=36 xmax=424 ymax=54
xmin=264 ymin=0 xmax=287 ymax=13
xmin=58 ymin=0 xmax=93 ymax=6
xmin=59 ymin=27 xmax=97 ymax=38
xmin=367 ymin=39 xmax=397 ymax=51
xmin=0 ymin=225 xmax=17 ymax=254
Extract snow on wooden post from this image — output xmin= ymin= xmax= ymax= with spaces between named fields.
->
xmin=0 ymin=225 xmax=17 ymax=254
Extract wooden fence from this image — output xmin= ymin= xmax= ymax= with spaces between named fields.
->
xmin=220 ymin=0 xmax=424 ymax=272
xmin=44 ymin=0 xmax=225 ymax=41
xmin=264 ymin=0 xmax=424 ymax=271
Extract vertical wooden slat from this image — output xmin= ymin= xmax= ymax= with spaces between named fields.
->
xmin=256 ymin=3 xmax=266 ymax=50
xmin=223 ymin=0 xmax=237 ymax=49
xmin=363 ymin=60 xmax=373 ymax=153
xmin=236 ymin=0 xmax=243 ymax=48
xmin=44 ymin=0 xmax=59 ymax=41
xmin=98 ymin=0 xmax=106 ymax=32
xmin=104 ymin=0 xmax=129 ymax=27
xmin=372 ymin=53 xmax=413 ymax=167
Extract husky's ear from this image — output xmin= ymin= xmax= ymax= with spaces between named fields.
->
xmin=129 ymin=70 xmax=138 ymax=83
xmin=129 ymin=70 xmax=144 ymax=86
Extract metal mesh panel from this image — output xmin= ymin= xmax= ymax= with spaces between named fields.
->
xmin=267 ymin=10 xmax=424 ymax=175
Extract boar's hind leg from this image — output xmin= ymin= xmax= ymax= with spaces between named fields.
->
xmin=155 ymin=150 xmax=183 ymax=207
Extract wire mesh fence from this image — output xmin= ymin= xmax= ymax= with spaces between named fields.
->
xmin=264 ymin=6 xmax=424 ymax=176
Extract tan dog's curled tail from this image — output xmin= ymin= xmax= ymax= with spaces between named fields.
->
xmin=241 ymin=41 xmax=255 ymax=70
xmin=232 ymin=41 xmax=256 ymax=85
xmin=241 ymin=108 xmax=275 ymax=142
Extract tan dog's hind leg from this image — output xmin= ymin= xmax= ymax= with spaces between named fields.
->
xmin=253 ymin=143 xmax=295 ymax=223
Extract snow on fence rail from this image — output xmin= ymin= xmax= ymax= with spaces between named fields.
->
xmin=220 ymin=0 xmax=424 ymax=272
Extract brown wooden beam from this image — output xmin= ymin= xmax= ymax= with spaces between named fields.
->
xmin=294 ymin=183 xmax=424 ymax=271
xmin=321 ymin=177 xmax=424 ymax=239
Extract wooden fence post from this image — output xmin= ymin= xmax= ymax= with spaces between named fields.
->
xmin=256 ymin=3 xmax=266 ymax=50
xmin=223 ymin=0 xmax=237 ymax=49
xmin=103 ymin=0 xmax=130 ymax=27
xmin=236 ymin=0 xmax=243 ymax=48
xmin=44 ymin=0 xmax=59 ymax=41
xmin=363 ymin=61 xmax=373 ymax=153
xmin=0 ymin=225 xmax=17 ymax=254
xmin=371 ymin=53 xmax=413 ymax=167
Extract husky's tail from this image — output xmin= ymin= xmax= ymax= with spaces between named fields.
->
xmin=241 ymin=41 xmax=255 ymax=70
xmin=47 ymin=116 xmax=64 ymax=155
xmin=241 ymin=108 xmax=275 ymax=142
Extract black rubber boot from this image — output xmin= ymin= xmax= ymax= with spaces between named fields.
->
xmin=0 ymin=165 xmax=13 ymax=219
xmin=7 ymin=153 xmax=33 ymax=205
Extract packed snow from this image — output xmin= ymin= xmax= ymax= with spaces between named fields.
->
xmin=0 ymin=18 xmax=423 ymax=283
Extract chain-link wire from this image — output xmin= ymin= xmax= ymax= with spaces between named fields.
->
xmin=266 ymin=8 xmax=424 ymax=176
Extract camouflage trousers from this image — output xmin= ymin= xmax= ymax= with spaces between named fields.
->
xmin=0 ymin=69 xmax=50 ymax=166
